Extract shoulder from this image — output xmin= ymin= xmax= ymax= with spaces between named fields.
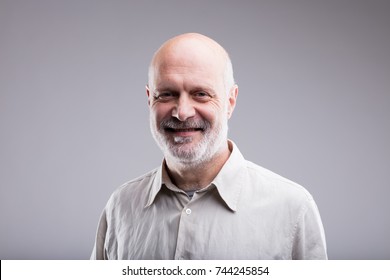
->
xmin=244 ymin=160 xmax=314 ymax=204
xmin=106 ymin=168 xmax=159 ymax=208
xmin=118 ymin=168 xmax=159 ymax=192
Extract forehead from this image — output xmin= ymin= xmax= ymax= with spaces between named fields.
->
xmin=153 ymin=44 xmax=225 ymax=90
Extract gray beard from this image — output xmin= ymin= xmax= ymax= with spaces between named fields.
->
xmin=150 ymin=116 xmax=228 ymax=168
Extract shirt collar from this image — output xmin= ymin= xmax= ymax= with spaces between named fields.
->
xmin=145 ymin=140 xmax=248 ymax=212
xmin=144 ymin=165 xmax=164 ymax=208
xmin=144 ymin=160 xmax=181 ymax=208
xmin=210 ymin=140 xmax=247 ymax=212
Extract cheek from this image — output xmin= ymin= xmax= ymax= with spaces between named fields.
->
xmin=151 ymin=104 xmax=173 ymax=122
xmin=196 ymin=110 xmax=219 ymax=127
xmin=199 ymin=102 xmax=227 ymax=123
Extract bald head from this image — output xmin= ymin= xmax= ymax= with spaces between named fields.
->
xmin=148 ymin=33 xmax=235 ymax=93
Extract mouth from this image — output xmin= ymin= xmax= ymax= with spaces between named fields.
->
xmin=164 ymin=127 xmax=204 ymax=138
xmin=164 ymin=127 xmax=203 ymax=133
xmin=160 ymin=118 xmax=209 ymax=138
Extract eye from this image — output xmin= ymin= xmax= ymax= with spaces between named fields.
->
xmin=154 ymin=92 xmax=176 ymax=101
xmin=193 ymin=91 xmax=211 ymax=101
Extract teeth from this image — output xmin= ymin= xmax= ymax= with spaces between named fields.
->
xmin=164 ymin=127 xmax=203 ymax=132
xmin=175 ymin=128 xmax=197 ymax=132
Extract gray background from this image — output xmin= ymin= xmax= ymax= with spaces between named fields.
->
xmin=1 ymin=0 xmax=389 ymax=260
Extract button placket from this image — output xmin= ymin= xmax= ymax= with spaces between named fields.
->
xmin=173 ymin=204 xmax=195 ymax=259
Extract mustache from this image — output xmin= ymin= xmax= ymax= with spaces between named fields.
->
xmin=160 ymin=118 xmax=211 ymax=131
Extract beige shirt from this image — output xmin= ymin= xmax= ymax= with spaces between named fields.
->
xmin=91 ymin=141 xmax=327 ymax=259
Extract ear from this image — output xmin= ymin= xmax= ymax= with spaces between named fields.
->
xmin=146 ymin=85 xmax=151 ymax=107
xmin=227 ymin=84 xmax=238 ymax=119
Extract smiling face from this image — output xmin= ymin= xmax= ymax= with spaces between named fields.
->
xmin=147 ymin=34 xmax=237 ymax=166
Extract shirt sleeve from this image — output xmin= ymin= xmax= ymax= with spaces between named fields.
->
xmin=90 ymin=209 xmax=108 ymax=260
xmin=291 ymin=197 xmax=328 ymax=260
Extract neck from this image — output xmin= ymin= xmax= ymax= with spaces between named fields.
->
xmin=165 ymin=142 xmax=232 ymax=191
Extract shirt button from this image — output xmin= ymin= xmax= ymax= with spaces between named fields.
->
xmin=185 ymin=208 xmax=192 ymax=215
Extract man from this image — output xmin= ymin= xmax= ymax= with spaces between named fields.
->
xmin=91 ymin=33 xmax=327 ymax=260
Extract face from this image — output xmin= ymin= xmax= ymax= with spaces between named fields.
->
xmin=147 ymin=43 xmax=236 ymax=166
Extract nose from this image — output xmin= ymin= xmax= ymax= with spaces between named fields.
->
xmin=171 ymin=94 xmax=196 ymax=121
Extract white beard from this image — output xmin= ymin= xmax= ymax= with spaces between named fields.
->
xmin=150 ymin=115 xmax=228 ymax=168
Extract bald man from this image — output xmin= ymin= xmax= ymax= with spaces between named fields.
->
xmin=91 ymin=33 xmax=327 ymax=260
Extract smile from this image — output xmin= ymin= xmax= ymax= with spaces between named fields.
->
xmin=164 ymin=127 xmax=203 ymax=133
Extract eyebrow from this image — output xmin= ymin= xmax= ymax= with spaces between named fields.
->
xmin=154 ymin=86 xmax=178 ymax=93
xmin=155 ymin=85 xmax=216 ymax=95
